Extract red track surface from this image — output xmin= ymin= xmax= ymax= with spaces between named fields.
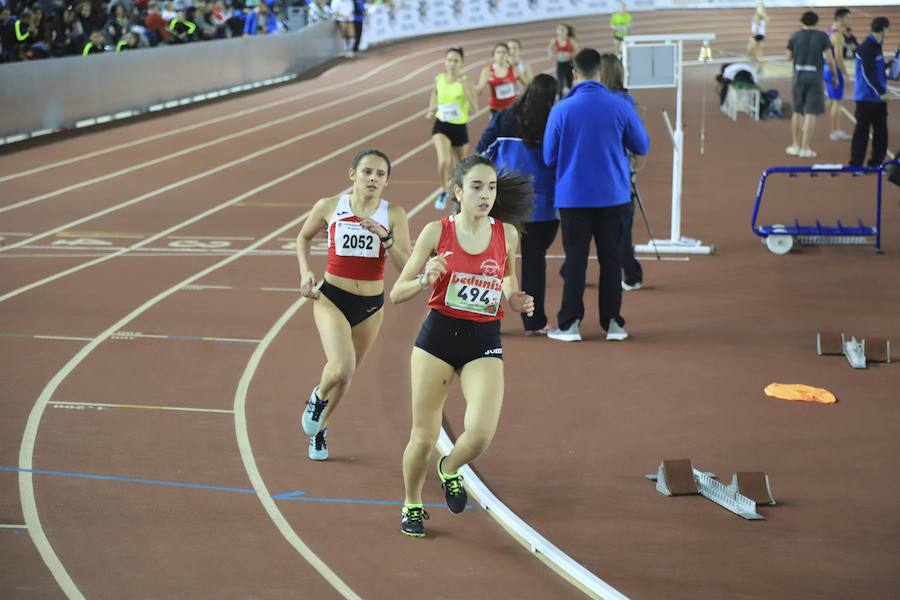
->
xmin=2 ymin=7 xmax=899 ymax=599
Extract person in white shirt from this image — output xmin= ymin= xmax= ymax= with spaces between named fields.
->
xmin=747 ymin=1 xmax=767 ymax=66
xmin=331 ymin=0 xmax=354 ymax=56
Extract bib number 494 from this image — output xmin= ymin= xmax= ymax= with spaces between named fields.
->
xmin=457 ymin=285 xmax=492 ymax=305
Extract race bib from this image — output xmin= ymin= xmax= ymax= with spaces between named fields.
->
xmin=494 ymin=82 xmax=516 ymax=100
xmin=445 ymin=272 xmax=502 ymax=316
xmin=334 ymin=221 xmax=380 ymax=258
xmin=437 ymin=102 xmax=462 ymax=122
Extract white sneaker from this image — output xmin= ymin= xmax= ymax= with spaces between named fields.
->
xmin=798 ymin=148 xmax=818 ymax=158
xmin=785 ymin=145 xmax=800 ymax=156
xmin=606 ymin=321 xmax=628 ymax=341
xmin=829 ymin=130 xmax=852 ymax=141
xmin=547 ymin=319 xmax=582 ymax=342
xmin=622 ymin=279 xmax=643 ymax=291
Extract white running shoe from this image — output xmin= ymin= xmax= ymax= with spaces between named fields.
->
xmin=606 ymin=321 xmax=628 ymax=341
xmin=785 ymin=145 xmax=800 ymax=156
xmin=434 ymin=191 xmax=448 ymax=211
xmin=798 ymin=148 xmax=818 ymax=158
xmin=829 ymin=130 xmax=852 ymax=141
xmin=547 ymin=319 xmax=582 ymax=342
xmin=622 ymin=279 xmax=643 ymax=291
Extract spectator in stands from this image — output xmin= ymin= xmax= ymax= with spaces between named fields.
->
xmin=243 ymin=0 xmax=275 ymax=36
xmin=168 ymin=7 xmax=195 ymax=43
xmin=192 ymin=0 xmax=215 ymax=39
xmin=307 ymin=0 xmax=331 ymax=24
xmin=543 ymin=48 xmax=649 ymax=342
xmin=210 ymin=0 xmax=227 ymax=35
xmin=77 ymin=1 xmax=103 ymax=34
xmin=144 ymin=0 xmax=168 ymax=44
xmin=0 ymin=2 xmax=14 ymax=62
xmin=849 ymin=17 xmax=892 ymax=167
xmin=785 ymin=11 xmax=838 ymax=158
xmin=49 ymin=4 xmax=82 ymax=56
xmin=115 ymin=28 xmax=138 ymax=49
xmin=351 ymin=0 xmax=364 ymax=53
xmin=224 ymin=3 xmax=244 ymax=37
xmin=82 ymin=27 xmax=105 ymax=53
xmin=104 ymin=2 xmax=129 ymax=42
xmin=160 ymin=0 xmax=175 ymax=21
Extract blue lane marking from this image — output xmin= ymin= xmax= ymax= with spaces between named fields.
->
xmin=0 ymin=467 xmax=452 ymax=509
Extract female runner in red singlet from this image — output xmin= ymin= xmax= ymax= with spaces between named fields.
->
xmin=548 ymin=23 xmax=578 ymax=99
xmin=475 ymin=43 xmax=524 ymax=115
xmin=296 ymin=149 xmax=411 ymax=461
xmin=390 ymin=155 xmax=535 ymax=537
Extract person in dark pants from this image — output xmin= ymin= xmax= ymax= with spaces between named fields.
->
xmin=849 ymin=17 xmax=891 ymax=167
xmin=351 ymin=0 xmax=365 ymax=53
xmin=478 ymin=74 xmax=559 ymax=334
xmin=543 ymin=48 xmax=649 ymax=342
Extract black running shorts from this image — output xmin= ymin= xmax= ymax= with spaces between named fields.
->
xmin=431 ymin=119 xmax=469 ymax=147
xmin=320 ymin=280 xmax=384 ymax=327
xmin=414 ymin=310 xmax=502 ymax=370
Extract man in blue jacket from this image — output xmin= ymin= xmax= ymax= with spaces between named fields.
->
xmin=543 ymin=48 xmax=649 ymax=342
xmin=849 ymin=17 xmax=891 ymax=167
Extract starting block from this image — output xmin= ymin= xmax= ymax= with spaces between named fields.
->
xmin=817 ymin=331 xmax=892 ymax=369
xmin=646 ymin=459 xmax=773 ymax=520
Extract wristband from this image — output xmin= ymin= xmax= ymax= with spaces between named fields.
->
xmin=417 ymin=274 xmax=427 ymax=289
xmin=380 ymin=230 xmax=394 ymax=243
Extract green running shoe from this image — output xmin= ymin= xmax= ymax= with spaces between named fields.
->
xmin=400 ymin=504 xmax=429 ymax=537
xmin=437 ymin=456 xmax=467 ymax=514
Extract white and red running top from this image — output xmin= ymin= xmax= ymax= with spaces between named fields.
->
xmin=428 ymin=214 xmax=508 ymax=323
xmin=326 ymin=194 xmax=390 ymax=281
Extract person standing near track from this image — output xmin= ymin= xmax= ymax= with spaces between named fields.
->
xmin=785 ymin=11 xmax=838 ymax=158
xmin=610 ymin=2 xmax=631 ymax=57
xmin=476 ymin=43 xmax=521 ymax=117
xmin=825 ymin=7 xmax=852 ymax=141
xmin=548 ymin=24 xmax=576 ymax=99
xmin=428 ymin=47 xmax=477 ymax=211
xmin=296 ymin=149 xmax=411 ymax=461
xmin=477 ymin=74 xmax=559 ymax=335
xmin=543 ymin=48 xmax=649 ymax=343
xmin=507 ymin=38 xmax=532 ymax=88
xmin=331 ymin=0 xmax=354 ymax=56
xmin=849 ymin=17 xmax=892 ymax=167
xmin=747 ymin=1 xmax=767 ymax=67
xmin=351 ymin=0 xmax=365 ymax=54
xmin=390 ymin=155 xmax=535 ymax=537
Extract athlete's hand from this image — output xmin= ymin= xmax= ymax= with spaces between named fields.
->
xmin=509 ymin=291 xmax=534 ymax=317
xmin=358 ymin=218 xmax=388 ymax=238
xmin=422 ymin=254 xmax=448 ymax=286
xmin=300 ymin=271 xmax=320 ymax=300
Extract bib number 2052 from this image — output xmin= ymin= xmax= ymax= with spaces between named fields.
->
xmin=334 ymin=221 xmax=380 ymax=258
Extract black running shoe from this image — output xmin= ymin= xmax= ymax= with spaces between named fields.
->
xmin=437 ymin=456 xmax=467 ymax=514
xmin=400 ymin=505 xmax=429 ymax=537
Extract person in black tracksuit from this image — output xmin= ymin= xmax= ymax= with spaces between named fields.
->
xmin=352 ymin=0 xmax=365 ymax=53
xmin=477 ymin=74 xmax=560 ymax=334
xmin=849 ymin=17 xmax=892 ymax=167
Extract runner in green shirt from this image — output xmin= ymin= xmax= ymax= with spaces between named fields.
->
xmin=610 ymin=2 xmax=632 ymax=56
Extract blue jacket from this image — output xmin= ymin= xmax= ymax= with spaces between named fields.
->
xmin=854 ymin=33 xmax=887 ymax=102
xmin=543 ymin=81 xmax=649 ymax=208
xmin=479 ymin=110 xmax=557 ymax=222
xmin=244 ymin=9 xmax=278 ymax=35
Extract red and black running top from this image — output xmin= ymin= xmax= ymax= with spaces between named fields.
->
xmin=427 ymin=214 xmax=508 ymax=323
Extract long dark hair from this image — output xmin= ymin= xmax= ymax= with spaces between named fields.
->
xmin=450 ymin=155 xmax=533 ymax=231
xmin=599 ymin=53 xmax=625 ymax=93
xmin=510 ymin=73 xmax=557 ymax=147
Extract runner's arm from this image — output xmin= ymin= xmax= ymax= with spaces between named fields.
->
xmin=501 ymin=224 xmax=533 ymax=316
xmin=384 ymin=204 xmax=412 ymax=271
xmin=475 ymin=66 xmax=490 ymax=95
xmin=463 ymin=75 xmax=479 ymax=113
xmin=296 ymin=197 xmax=331 ymax=298
xmin=426 ymin=86 xmax=437 ymax=118
xmin=390 ymin=221 xmax=442 ymax=304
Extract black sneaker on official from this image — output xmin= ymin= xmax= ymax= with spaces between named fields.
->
xmin=400 ymin=505 xmax=429 ymax=537
xmin=436 ymin=456 xmax=467 ymax=514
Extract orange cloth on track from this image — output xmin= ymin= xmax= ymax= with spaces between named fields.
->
xmin=764 ymin=383 xmax=837 ymax=404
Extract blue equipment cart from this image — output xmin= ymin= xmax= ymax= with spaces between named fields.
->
xmin=751 ymin=160 xmax=898 ymax=254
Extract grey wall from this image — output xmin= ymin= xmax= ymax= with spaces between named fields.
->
xmin=0 ymin=21 xmax=338 ymax=138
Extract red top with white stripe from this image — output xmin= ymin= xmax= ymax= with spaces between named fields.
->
xmin=552 ymin=38 xmax=575 ymax=62
xmin=488 ymin=64 xmax=518 ymax=111
xmin=325 ymin=194 xmax=390 ymax=281
xmin=427 ymin=215 xmax=508 ymax=323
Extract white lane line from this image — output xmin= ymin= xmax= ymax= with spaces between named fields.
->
xmin=4 ymin=244 xmax=297 ymax=256
xmin=0 ymin=24 xmax=557 ymax=184
xmin=0 ymin=27 xmax=569 ymax=214
xmin=49 ymin=401 xmax=234 ymax=414
xmin=0 ymin=331 xmax=259 ymax=343
xmin=0 ymin=524 xmax=28 ymax=529
xmin=0 ymin=95 xmax=434 ymax=304
xmin=839 ymin=106 xmax=896 ymax=160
